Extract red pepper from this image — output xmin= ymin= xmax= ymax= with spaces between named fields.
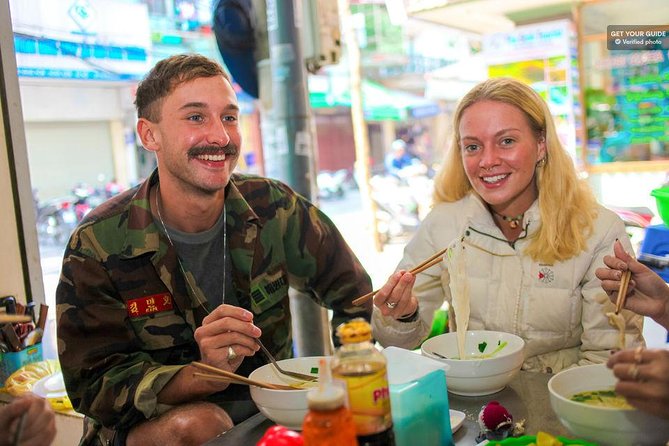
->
xmin=256 ymin=425 xmax=304 ymax=446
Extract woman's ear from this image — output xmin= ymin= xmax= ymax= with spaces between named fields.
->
xmin=137 ymin=118 xmax=159 ymax=153
xmin=537 ymin=134 xmax=547 ymax=162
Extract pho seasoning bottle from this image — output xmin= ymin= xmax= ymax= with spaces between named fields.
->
xmin=302 ymin=358 xmax=358 ymax=446
xmin=331 ymin=318 xmax=395 ymax=446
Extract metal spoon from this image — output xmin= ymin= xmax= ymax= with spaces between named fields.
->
xmin=255 ymin=338 xmax=319 ymax=382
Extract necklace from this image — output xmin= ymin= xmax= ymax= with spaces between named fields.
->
xmin=491 ymin=209 xmax=524 ymax=229
xmin=154 ymin=184 xmax=226 ymax=313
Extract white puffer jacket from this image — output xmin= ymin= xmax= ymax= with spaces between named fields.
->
xmin=372 ymin=194 xmax=645 ymax=372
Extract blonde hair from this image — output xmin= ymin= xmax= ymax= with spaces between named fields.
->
xmin=433 ymin=77 xmax=597 ymax=264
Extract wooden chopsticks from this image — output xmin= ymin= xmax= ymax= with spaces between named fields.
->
xmin=0 ymin=314 xmax=32 ymax=323
xmin=352 ymin=247 xmax=448 ymax=306
xmin=614 ymin=270 xmax=632 ymax=315
xmin=191 ymin=361 xmax=294 ymax=390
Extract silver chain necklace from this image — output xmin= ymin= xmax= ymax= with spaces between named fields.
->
xmin=154 ymin=184 xmax=226 ymax=314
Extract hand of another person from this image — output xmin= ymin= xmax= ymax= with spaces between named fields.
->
xmin=596 ymin=239 xmax=669 ymax=329
xmin=0 ymin=393 xmax=56 ymax=446
xmin=607 ymin=347 xmax=669 ymax=420
xmin=373 ymin=270 xmax=418 ymax=320
xmin=194 ymin=304 xmax=261 ymax=372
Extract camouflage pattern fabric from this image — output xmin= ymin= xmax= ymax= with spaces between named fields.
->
xmin=56 ymin=169 xmax=372 ymax=445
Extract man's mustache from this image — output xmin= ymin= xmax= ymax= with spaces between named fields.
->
xmin=188 ymin=143 xmax=238 ymax=159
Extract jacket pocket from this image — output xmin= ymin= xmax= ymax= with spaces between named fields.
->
xmin=126 ymin=297 xmax=191 ymax=351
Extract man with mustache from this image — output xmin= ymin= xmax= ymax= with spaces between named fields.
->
xmin=56 ymin=54 xmax=372 ymax=446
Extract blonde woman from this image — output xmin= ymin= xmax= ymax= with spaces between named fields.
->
xmin=371 ymin=77 xmax=644 ymax=373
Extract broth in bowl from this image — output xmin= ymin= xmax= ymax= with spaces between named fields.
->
xmin=548 ymin=363 xmax=669 ymax=445
xmin=570 ymin=389 xmax=633 ymax=409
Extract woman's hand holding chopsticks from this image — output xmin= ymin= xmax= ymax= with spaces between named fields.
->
xmin=373 ymin=270 xmax=419 ymax=319
xmin=352 ymin=247 xmax=447 ymax=320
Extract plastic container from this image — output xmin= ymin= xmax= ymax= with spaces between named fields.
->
xmin=639 ymin=224 xmax=669 ymax=282
xmin=331 ymin=319 xmax=395 ymax=446
xmin=302 ymin=358 xmax=358 ymax=446
xmin=383 ymin=346 xmax=453 ymax=446
xmin=651 ymin=187 xmax=669 ymax=227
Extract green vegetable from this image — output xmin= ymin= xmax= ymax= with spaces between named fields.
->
xmin=310 ymin=367 xmax=318 ymax=374
xmin=478 ymin=341 xmax=488 ymax=353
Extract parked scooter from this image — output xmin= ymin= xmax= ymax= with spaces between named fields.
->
xmin=317 ymin=169 xmax=351 ymax=200
xmin=35 ymin=196 xmax=77 ymax=246
xmin=72 ymin=183 xmax=106 ymax=222
xmin=369 ymin=174 xmax=421 ymax=245
xmin=606 ymin=204 xmax=655 ymax=254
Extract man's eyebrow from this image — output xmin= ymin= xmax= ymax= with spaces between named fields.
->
xmin=178 ymin=102 xmax=240 ymax=112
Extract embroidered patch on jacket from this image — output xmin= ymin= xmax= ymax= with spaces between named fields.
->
xmin=251 ymin=276 xmax=287 ymax=308
xmin=127 ymin=293 xmax=174 ymax=317
xmin=538 ymin=266 xmax=554 ymax=284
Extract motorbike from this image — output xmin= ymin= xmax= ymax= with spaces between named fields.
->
xmin=606 ymin=204 xmax=655 ymax=254
xmin=72 ymin=183 xmax=106 ymax=222
xmin=35 ymin=196 xmax=77 ymax=246
xmin=369 ymin=174 xmax=422 ymax=245
xmin=316 ymin=169 xmax=350 ymax=200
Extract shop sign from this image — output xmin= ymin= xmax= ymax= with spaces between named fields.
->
xmin=10 ymin=0 xmax=152 ymax=81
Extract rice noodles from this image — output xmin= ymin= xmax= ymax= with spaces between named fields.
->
xmin=446 ymin=239 xmax=469 ymax=360
xmin=606 ymin=311 xmax=626 ymax=350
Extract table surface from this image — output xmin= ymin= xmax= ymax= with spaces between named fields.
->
xmin=204 ymin=371 xmax=568 ymax=445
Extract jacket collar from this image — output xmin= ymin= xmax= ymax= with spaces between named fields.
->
xmin=461 ymin=193 xmax=541 ymax=255
xmin=120 ymin=169 xmax=260 ymax=259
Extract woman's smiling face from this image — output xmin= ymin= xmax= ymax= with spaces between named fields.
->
xmin=459 ymin=100 xmax=546 ymax=216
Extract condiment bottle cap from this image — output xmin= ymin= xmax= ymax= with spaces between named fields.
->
xmin=336 ymin=318 xmax=372 ymax=344
xmin=306 ymin=358 xmax=346 ymax=410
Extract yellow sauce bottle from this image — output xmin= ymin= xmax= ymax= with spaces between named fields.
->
xmin=331 ymin=318 xmax=395 ymax=446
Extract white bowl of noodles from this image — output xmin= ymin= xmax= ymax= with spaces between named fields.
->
xmin=421 ymin=330 xmax=525 ymax=396
xmin=548 ymin=363 xmax=669 ymax=445
xmin=249 ymin=356 xmax=323 ymax=430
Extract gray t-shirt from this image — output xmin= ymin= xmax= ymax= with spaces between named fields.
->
xmin=156 ymin=210 xmax=235 ymax=310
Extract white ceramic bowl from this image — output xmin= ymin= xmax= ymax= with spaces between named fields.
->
xmin=548 ymin=363 xmax=669 ymax=445
xmin=421 ymin=330 xmax=525 ymax=396
xmin=249 ymin=356 xmax=324 ymax=430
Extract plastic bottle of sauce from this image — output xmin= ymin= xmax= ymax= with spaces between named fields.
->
xmin=302 ymin=358 xmax=358 ymax=446
xmin=331 ymin=318 xmax=395 ymax=446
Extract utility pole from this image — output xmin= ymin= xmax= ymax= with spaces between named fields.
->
xmin=263 ymin=0 xmax=331 ymax=356
xmin=338 ymin=0 xmax=383 ymax=252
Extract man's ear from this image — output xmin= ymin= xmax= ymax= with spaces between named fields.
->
xmin=137 ymin=118 xmax=159 ymax=153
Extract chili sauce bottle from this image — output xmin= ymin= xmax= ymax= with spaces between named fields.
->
xmin=331 ymin=318 xmax=395 ymax=446
xmin=302 ymin=358 xmax=358 ymax=446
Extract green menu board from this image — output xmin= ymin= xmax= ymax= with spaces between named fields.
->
xmin=588 ymin=49 xmax=669 ymax=163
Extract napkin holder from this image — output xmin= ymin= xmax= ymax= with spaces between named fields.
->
xmin=383 ymin=346 xmax=454 ymax=446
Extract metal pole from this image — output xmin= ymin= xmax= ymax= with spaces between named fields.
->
xmin=264 ymin=0 xmax=331 ymax=356
xmin=338 ymin=0 xmax=383 ymax=252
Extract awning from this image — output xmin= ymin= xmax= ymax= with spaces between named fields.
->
xmin=309 ymin=78 xmax=441 ymax=121
xmin=424 ymin=55 xmax=488 ymax=102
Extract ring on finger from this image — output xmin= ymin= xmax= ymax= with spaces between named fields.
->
xmin=385 ymin=301 xmax=397 ymax=309
xmin=634 ymin=345 xmax=644 ymax=364
xmin=629 ymin=363 xmax=640 ymax=381
xmin=228 ymin=346 xmax=238 ymax=362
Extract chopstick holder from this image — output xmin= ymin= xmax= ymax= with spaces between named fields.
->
xmin=352 ymin=247 xmax=448 ymax=306
xmin=614 ymin=270 xmax=632 ymax=315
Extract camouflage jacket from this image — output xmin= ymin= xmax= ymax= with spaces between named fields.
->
xmin=56 ymin=170 xmax=371 ymax=444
